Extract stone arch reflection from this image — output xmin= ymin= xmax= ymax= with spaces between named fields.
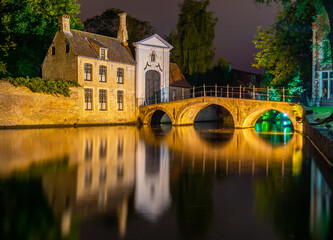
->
xmin=254 ymin=109 xmax=294 ymax=146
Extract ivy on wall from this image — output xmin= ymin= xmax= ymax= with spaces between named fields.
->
xmin=3 ymin=77 xmax=80 ymax=97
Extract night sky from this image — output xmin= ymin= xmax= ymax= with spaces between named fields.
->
xmin=77 ymin=0 xmax=277 ymax=74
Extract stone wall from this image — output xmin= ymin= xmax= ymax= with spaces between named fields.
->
xmin=303 ymin=117 xmax=333 ymax=163
xmin=0 ymin=81 xmax=136 ymax=127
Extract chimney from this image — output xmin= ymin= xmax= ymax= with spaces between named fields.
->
xmin=59 ymin=14 xmax=70 ymax=33
xmin=117 ymin=13 xmax=128 ymax=43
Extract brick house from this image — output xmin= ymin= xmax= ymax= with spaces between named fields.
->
xmin=311 ymin=15 xmax=333 ymax=106
xmin=42 ymin=14 xmax=137 ymax=123
xmin=42 ymin=14 xmax=191 ymax=124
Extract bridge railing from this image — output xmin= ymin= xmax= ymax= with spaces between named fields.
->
xmin=141 ymin=84 xmax=301 ymax=106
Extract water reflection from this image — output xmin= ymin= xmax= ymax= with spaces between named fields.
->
xmin=0 ymin=125 xmax=332 ymax=240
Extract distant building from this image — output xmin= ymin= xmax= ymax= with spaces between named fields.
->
xmin=311 ymin=15 xmax=333 ymax=106
xmin=42 ymin=14 xmax=191 ymax=124
xmin=231 ymin=69 xmax=262 ymax=87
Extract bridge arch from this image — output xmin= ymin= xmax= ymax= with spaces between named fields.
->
xmin=242 ymin=106 xmax=297 ymax=130
xmin=142 ymin=107 xmax=175 ymax=125
xmin=175 ymin=102 xmax=236 ymax=127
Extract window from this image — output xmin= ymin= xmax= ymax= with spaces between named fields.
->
xmin=99 ymin=89 xmax=107 ymax=110
xmin=99 ymin=66 xmax=106 ymax=82
xmin=84 ymin=64 xmax=92 ymax=81
xmin=322 ymin=72 xmax=328 ymax=79
xmin=117 ymin=68 xmax=124 ymax=84
xmin=84 ymin=89 xmax=92 ymax=110
xmin=322 ymin=80 xmax=328 ymax=99
xmin=330 ymin=71 xmax=333 ymax=79
xmin=100 ymin=48 xmax=106 ymax=59
xmin=51 ymin=46 xmax=55 ymax=55
xmin=330 ymin=80 xmax=333 ymax=98
xmin=117 ymin=90 xmax=124 ymax=110
xmin=173 ymin=89 xmax=176 ymax=100
xmin=65 ymin=44 xmax=70 ymax=53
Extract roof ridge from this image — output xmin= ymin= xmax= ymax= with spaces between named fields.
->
xmin=71 ymin=29 xmax=119 ymax=41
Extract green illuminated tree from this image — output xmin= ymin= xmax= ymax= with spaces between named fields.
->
xmin=255 ymin=0 xmax=333 ymax=64
xmin=253 ymin=3 xmax=315 ymax=89
xmin=84 ymin=8 xmax=154 ymax=55
xmin=0 ymin=0 xmax=82 ymax=78
xmin=170 ymin=0 xmax=218 ymax=80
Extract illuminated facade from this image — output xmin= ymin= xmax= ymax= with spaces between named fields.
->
xmin=312 ymin=15 xmax=333 ymax=105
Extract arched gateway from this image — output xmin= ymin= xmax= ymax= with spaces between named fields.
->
xmin=145 ymin=70 xmax=161 ymax=104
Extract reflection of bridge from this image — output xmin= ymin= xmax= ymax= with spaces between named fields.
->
xmin=141 ymin=126 xmax=304 ymax=175
xmin=138 ymin=96 xmax=304 ymax=132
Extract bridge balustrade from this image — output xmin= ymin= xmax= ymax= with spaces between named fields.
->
xmin=141 ymin=84 xmax=300 ymax=106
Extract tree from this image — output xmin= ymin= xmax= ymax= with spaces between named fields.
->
xmin=252 ymin=3 xmax=316 ymax=90
xmin=0 ymin=0 xmax=83 ymax=78
xmin=84 ymin=8 xmax=154 ymax=55
xmin=255 ymin=0 xmax=333 ymax=65
xmin=255 ymin=0 xmax=333 ymax=120
xmin=170 ymin=0 xmax=217 ymax=82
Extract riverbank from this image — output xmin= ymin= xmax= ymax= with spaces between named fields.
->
xmin=303 ymin=108 xmax=333 ymax=164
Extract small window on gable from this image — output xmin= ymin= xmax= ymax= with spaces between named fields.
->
xmin=66 ymin=44 xmax=70 ymax=53
xmin=100 ymin=48 xmax=106 ymax=60
xmin=322 ymin=72 xmax=328 ymax=79
xmin=51 ymin=46 xmax=55 ymax=55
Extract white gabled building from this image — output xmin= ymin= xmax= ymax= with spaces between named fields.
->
xmin=134 ymin=34 xmax=173 ymax=106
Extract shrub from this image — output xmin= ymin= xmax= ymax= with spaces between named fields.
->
xmin=3 ymin=77 xmax=81 ymax=97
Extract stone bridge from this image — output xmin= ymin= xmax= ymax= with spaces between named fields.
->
xmin=138 ymin=97 xmax=304 ymax=132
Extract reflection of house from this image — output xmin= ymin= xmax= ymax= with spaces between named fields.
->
xmin=135 ymin=141 xmax=170 ymax=222
xmin=311 ymin=15 xmax=333 ymax=106
xmin=42 ymin=127 xmax=136 ymax=238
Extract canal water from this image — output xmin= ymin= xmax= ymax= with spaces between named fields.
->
xmin=0 ymin=123 xmax=332 ymax=240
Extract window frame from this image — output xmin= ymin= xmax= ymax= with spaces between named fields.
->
xmin=99 ymin=65 xmax=106 ymax=82
xmin=84 ymin=64 xmax=92 ymax=81
xmin=99 ymin=89 xmax=107 ymax=110
xmin=117 ymin=68 xmax=124 ymax=84
xmin=84 ymin=88 xmax=93 ymax=110
xmin=100 ymin=48 xmax=106 ymax=60
xmin=65 ymin=44 xmax=70 ymax=53
xmin=117 ymin=90 xmax=124 ymax=111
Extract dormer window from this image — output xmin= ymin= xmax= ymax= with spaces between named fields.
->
xmin=100 ymin=48 xmax=107 ymax=60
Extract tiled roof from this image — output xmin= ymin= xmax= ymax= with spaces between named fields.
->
xmin=169 ymin=63 xmax=191 ymax=88
xmin=64 ymin=30 xmax=135 ymax=65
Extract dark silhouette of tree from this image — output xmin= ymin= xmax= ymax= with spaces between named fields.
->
xmin=0 ymin=0 xmax=83 ymax=77
xmin=84 ymin=8 xmax=154 ymax=56
xmin=170 ymin=0 xmax=217 ymax=82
